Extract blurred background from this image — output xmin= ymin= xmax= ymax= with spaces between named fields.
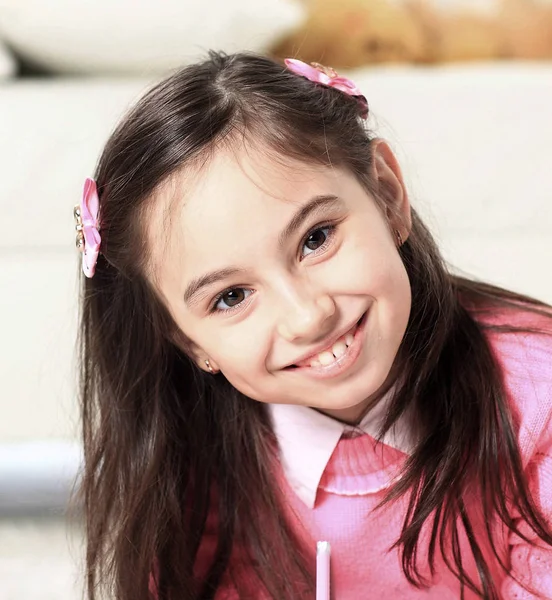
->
xmin=0 ymin=0 xmax=551 ymax=598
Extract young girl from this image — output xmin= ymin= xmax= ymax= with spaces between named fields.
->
xmin=74 ymin=52 xmax=552 ymax=600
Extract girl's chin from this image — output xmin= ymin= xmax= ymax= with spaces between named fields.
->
xmin=304 ymin=366 xmax=393 ymax=419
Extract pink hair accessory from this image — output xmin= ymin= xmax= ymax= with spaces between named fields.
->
xmin=284 ymin=58 xmax=368 ymax=119
xmin=73 ymin=177 xmax=101 ymax=278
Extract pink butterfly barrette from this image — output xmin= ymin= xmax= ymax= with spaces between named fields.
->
xmin=284 ymin=58 xmax=368 ymax=119
xmin=73 ymin=177 xmax=101 ymax=278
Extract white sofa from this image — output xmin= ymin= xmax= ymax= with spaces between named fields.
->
xmin=0 ymin=63 xmax=551 ymax=513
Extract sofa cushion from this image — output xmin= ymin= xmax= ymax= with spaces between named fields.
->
xmin=0 ymin=0 xmax=304 ymax=75
xmin=1 ymin=66 xmax=551 ymax=250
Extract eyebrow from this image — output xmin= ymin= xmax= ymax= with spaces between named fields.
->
xmin=183 ymin=194 xmax=344 ymax=306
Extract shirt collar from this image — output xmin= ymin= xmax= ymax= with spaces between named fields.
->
xmin=268 ymin=388 xmax=414 ymax=509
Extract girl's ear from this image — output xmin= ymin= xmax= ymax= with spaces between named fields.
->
xmin=370 ymin=138 xmax=412 ymax=242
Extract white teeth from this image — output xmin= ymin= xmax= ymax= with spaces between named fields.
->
xmin=332 ymin=341 xmax=347 ymax=358
xmin=318 ymin=351 xmax=335 ymax=366
xmin=294 ymin=324 xmax=357 ymax=368
xmin=314 ymin=331 xmax=355 ymax=365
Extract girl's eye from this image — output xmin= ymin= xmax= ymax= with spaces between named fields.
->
xmin=301 ymin=225 xmax=335 ymax=258
xmin=212 ymin=288 xmax=252 ymax=312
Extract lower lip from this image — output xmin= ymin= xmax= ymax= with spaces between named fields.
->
xmin=285 ymin=311 xmax=368 ymax=380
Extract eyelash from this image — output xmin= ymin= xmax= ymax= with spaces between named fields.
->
xmin=209 ymin=221 xmax=339 ymax=314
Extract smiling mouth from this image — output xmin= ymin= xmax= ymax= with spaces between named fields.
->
xmin=285 ymin=312 xmax=367 ymax=370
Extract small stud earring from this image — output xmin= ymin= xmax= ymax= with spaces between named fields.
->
xmin=395 ymin=229 xmax=403 ymax=247
xmin=205 ymin=359 xmax=214 ymax=374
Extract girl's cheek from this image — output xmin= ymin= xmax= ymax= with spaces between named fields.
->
xmin=219 ymin=327 xmax=259 ymax=361
xmin=333 ymin=242 xmax=394 ymax=290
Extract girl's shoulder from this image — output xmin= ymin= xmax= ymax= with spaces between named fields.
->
xmin=478 ymin=303 xmax=552 ymax=372
xmin=476 ymin=304 xmax=552 ymax=464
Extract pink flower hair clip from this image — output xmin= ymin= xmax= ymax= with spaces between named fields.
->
xmin=73 ymin=177 xmax=101 ymax=278
xmin=284 ymin=58 xmax=368 ymax=119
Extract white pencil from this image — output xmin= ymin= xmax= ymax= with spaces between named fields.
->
xmin=316 ymin=541 xmax=331 ymax=600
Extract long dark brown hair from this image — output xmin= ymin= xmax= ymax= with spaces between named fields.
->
xmin=77 ymin=51 xmax=552 ymax=600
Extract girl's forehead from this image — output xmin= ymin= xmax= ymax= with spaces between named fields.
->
xmin=189 ymin=146 xmax=338 ymax=209
xmin=162 ymin=146 xmax=343 ymax=230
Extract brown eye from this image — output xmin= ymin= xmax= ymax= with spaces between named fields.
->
xmin=302 ymin=225 xmax=334 ymax=257
xmin=221 ymin=289 xmax=244 ymax=307
xmin=213 ymin=288 xmax=251 ymax=312
xmin=306 ymin=229 xmax=327 ymax=250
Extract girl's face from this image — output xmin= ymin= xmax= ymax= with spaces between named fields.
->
xmin=149 ymin=140 xmax=412 ymax=423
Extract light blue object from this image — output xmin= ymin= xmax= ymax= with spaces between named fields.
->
xmin=0 ymin=441 xmax=82 ymax=515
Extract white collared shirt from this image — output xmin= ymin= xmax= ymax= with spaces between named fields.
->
xmin=267 ymin=389 xmax=414 ymax=509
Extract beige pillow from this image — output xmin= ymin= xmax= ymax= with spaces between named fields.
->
xmin=0 ymin=0 xmax=304 ymax=75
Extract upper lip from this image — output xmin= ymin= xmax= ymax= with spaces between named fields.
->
xmin=285 ymin=314 xmax=363 ymax=367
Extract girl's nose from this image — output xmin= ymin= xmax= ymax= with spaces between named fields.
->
xmin=277 ymin=293 xmax=336 ymax=343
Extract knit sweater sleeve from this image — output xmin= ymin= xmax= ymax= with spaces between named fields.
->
xmin=500 ymin=441 xmax=552 ymax=599
xmin=494 ymin=318 xmax=552 ymax=599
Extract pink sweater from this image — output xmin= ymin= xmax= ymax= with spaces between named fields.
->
xmin=192 ymin=313 xmax=552 ymax=598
